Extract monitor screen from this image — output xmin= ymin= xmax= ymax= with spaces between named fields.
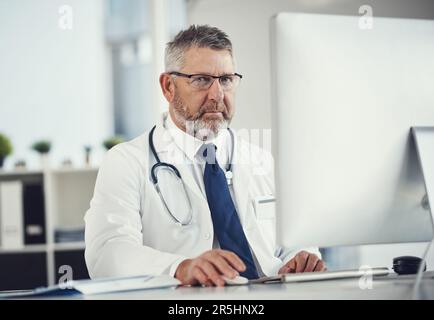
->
xmin=270 ymin=13 xmax=434 ymax=248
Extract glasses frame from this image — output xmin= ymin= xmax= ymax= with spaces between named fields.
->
xmin=168 ymin=71 xmax=243 ymax=91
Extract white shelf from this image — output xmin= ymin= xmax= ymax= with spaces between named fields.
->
xmin=0 ymin=244 xmax=47 ymax=253
xmin=0 ymin=242 xmax=86 ymax=254
xmin=0 ymin=167 xmax=98 ymax=177
xmin=0 ymin=167 xmax=97 ymax=287
xmin=50 ymin=167 xmax=99 ymax=174
xmin=52 ymin=242 xmax=86 ymax=251
xmin=0 ymin=169 xmax=43 ymax=177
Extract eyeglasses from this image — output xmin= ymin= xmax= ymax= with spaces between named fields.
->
xmin=168 ymin=72 xmax=243 ymax=91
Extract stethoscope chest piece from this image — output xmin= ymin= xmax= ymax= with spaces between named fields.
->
xmin=225 ymin=170 xmax=233 ymax=186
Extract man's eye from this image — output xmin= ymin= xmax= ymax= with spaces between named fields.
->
xmin=220 ymin=76 xmax=232 ymax=85
xmin=193 ymin=76 xmax=211 ymax=84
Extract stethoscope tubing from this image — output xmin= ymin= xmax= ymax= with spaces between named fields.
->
xmin=149 ymin=124 xmax=235 ymax=180
xmin=148 ymin=124 xmax=234 ymax=226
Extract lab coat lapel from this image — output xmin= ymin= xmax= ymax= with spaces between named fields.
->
xmin=153 ymin=116 xmax=206 ymax=202
xmin=174 ymin=161 xmax=206 ymax=201
xmin=231 ymin=136 xmax=254 ymax=228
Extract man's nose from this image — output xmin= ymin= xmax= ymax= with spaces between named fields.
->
xmin=207 ymin=79 xmax=224 ymax=102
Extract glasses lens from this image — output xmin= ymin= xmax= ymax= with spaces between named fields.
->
xmin=155 ymin=166 xmax=192 ymax=225
xmin=219 ymin=75 xmax=240 ymax=90
xmin=190 ymin=75 xmax=213 ymax=89
xmin=189 ymin=74 xmax=241 ymax=91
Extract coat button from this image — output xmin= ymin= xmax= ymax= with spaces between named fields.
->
xmin=204 ymin=233 xmax=211 ymax=240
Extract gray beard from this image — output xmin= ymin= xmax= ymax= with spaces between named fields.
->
xmin=172 ymin=96 xmax=229 ymax=141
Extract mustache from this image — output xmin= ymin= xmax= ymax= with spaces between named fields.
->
xmin=194 ymin=102 xmax=228 ymax=119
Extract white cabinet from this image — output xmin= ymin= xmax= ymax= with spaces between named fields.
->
xmin=0 ymin=167 xmax=98 ymax=290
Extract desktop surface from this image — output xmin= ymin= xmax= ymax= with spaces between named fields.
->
xmin=36 ymin=271 xmax=434 ymax=300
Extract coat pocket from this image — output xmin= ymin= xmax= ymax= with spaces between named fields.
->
xmin=253 ymin=195 xmax=276 ymax=220
xmin=252 ymin=195 xmax=276 ymax=250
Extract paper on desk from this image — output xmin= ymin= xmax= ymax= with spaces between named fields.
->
xmin=0 ymin=275 xmax=181 ymax=298
xmin=72 ymin=275 xmax=181 ymax=295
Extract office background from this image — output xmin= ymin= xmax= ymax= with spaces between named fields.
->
xmin=1 ymin=0 xmax=434 ymax=290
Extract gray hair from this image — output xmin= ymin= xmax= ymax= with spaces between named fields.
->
xmin=165 ymin=25 xmax=233 ymax=72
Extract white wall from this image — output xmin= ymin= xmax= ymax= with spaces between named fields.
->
xmin=0 ymin=0 xmax=112 ymax=169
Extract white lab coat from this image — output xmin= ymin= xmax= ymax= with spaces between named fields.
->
xmin=84 ymin=112 xmax=320 ymax=279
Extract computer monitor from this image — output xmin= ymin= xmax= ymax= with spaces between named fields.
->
xmin=270 ymin=13 xmax=434 ymax=249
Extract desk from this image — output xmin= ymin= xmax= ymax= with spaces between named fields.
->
xmin=50 ymin=271 xmax=434 ymax=300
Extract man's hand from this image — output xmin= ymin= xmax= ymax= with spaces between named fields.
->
xmin=278 ymin=250 xmax=326 ymax=274
xmin=175 ymin=249 xmax=246 ymax=287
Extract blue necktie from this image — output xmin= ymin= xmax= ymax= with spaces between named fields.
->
xmin=201 ymin=144 xmax=259 ymax=279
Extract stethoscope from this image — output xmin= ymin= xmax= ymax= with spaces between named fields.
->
xmin=148 ymin=124 xmax=235 ymax=225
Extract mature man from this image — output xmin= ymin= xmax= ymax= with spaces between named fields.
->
xmin=85 ymin=25 xmax=325 ymax=287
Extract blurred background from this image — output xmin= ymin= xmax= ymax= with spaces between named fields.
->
xmin=0 ymin=0 xmax=434 ymax=290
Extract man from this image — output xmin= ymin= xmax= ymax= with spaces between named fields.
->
xmin=85 ymin=25 xmax=325 ymax=287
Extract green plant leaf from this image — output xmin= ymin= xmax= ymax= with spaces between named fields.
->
xmin=103 ymin=136 xmax=124 ymax=150
xmin=0 ymin=133 xmax=13 ymax=157
xmin=32 ymin=140 xmax=51 ymax=154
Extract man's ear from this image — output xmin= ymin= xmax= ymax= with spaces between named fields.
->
xmin=160 ymin=73 xmax=175 ymax=103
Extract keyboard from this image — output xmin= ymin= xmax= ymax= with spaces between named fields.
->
xmin=249 ymin=267 xmax=390 ymax=284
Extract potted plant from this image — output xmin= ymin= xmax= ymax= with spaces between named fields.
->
xmin=32 ymin=140 xmax=51 ymax=154
xmin=103 ymin=136 xmax=124 ymax=150
xmin=31 ymin=140 xmax=52 ymax=168
xmin=0 ymin=133 xmax=13 ymax=169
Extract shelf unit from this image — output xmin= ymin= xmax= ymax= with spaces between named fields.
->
xmin=0 ymin=167 xmax=98 ymax=290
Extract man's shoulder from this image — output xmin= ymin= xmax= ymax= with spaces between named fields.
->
xmin=103 ymin=131 xmax=149 ymax=168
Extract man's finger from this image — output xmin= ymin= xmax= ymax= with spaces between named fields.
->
xmin=218 ymin=250 xmax=246 ymax=272
xmin=278 ymin=265 xmax=288 ymax=275
xmin=198 ymin=260 xmax=224 ymax=287
xmin=304 ymin=254 xmax=319 ymax=272
xmin=287 ymin=258 xmax=296 ymax=273
xmin=295 ymin=252 xmax=309 ymax=273
xmin=314 ymin=260 xmax=326 ymax=272
xmin=278 ymin=259 xmax=296 ymax=274
xmin=207 ymin=254 xmax=239 ymax=279
xmin=192 ymin=267 xmax=209 ymax=286
xmin=203 ymin=279 xmax=214 ymax=287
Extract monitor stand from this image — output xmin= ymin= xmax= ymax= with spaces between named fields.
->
xmin=412 ymin=127 xmax=434 ymax=220
xmin=411 ymin=127 xmax=434 ymax=299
